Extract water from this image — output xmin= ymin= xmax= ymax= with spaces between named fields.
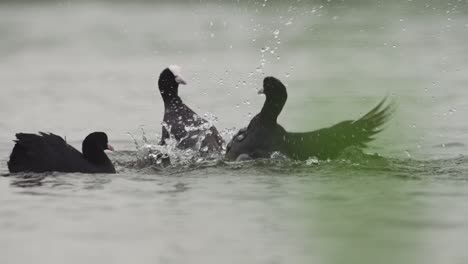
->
xmin=1 ymin=1 xmax=468 ymax=263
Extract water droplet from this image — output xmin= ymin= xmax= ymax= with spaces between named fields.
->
xmin=404 ymin=150 xmax=411 ymax=158
xmin=261 ymin=46 xmax=270 ymax=53
xmin=273 ymin=29 xmax=280 ymax=38
xmin=210 ymin=33 xmax=215 ymax=38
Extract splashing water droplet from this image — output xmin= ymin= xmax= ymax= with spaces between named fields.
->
xmin=261 ymin=46 xmax=270 ymax=53
xmin=404 ymin=150 xmax=411 ymax=158
xmin=273 ymin=29 xmax=280 ymax=38
xmin=306 ymin=157 xmax=319 ymax=166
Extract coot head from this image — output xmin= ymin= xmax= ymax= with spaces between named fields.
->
xmin=82 ymin=132 xmax=113 ymax=163
xmin=258 ymin=76 xmax=288 ymax=100
xmin=158 ymin=65 xmax=187 ymax=101
xmin=258 ymin=77 xmax=288 ymax=123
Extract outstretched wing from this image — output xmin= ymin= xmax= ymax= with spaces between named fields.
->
xmin=284 ymin=97 xmax=395 ymax=160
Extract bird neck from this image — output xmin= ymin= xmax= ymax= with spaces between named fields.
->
xmin=82 ymin=144 xmax=108 ymax=165
xmin=259 ymin=96 xmax=285 ymax=125
xmin=159 ymin=81 xmax=180 ymax=105
xmin=163 ymin=96 xmax=183 ymax=108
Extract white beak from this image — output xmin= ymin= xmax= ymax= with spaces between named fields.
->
xmin=175 ymin=75 xmax=187 ymax=85
xmin=257 ymin=88 xmax=264 ymax=94
xmin=168 ymin=65 xmax=187 ymax=85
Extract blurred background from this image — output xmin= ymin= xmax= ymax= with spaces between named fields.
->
xmin=1 ymin=1 xmax=468 ymax=264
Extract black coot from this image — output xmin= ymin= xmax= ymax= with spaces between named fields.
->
xmin=225 ymin=77 xmax=394 ymax=161
xmin=7 ymin=132 xmax=116 ymax=174
xmin=158 ymin=65 xmax=224 ymax=153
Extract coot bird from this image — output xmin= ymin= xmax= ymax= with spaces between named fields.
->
xmin=225 ymin=77 xmax=394 ymax=161
xmin=8 ymin=132 xmax=116 ymax=173
xmin=158 ymin=65 xmax=224 ymax=153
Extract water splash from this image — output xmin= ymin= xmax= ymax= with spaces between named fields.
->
xmin=129 ymin=113 xmax=226 ymax=168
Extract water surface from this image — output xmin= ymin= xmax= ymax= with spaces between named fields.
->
xmin=1 ymin=1 xmax=468 ymax=264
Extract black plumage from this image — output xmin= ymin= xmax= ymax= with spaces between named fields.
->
xmin=158 ymin=66 xmax=224 ymax=153
xmin=7 ymin=132 xmax=116 ymax=173
xmin=225 ymin=76 xmax=394 ymax=161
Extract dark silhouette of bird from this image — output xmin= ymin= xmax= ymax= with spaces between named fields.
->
xmin=225 ymin=76 xmax=394 ymax=161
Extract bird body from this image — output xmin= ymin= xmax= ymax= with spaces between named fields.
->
xmin=158 ymin=66 xmax=224 ymax=153
xmin=8 ymin=132 xmax=115 ymax=174
xmin=225 ymin=77 xmax=394 ymax=161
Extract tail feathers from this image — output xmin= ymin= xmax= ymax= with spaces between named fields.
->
xmin=8 ymin=133 xmax=42 ymax=173
xmin=7 ymin=132 xmax=65 ymax=173
xmin=284 ymin=97 xmax=395 ymax=160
